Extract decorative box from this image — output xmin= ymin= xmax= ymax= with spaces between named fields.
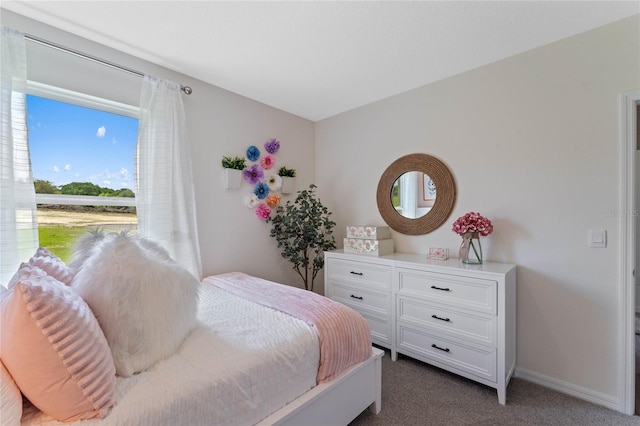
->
xmin=346 ymin=226 xmax=391 ymax=240
xmin=343 ymin=238 xmax=394 ymax=256
xmin=428 ymin=247 xmax=449 ymax=261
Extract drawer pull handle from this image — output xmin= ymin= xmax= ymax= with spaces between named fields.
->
xmin=350 ymin=271 xmax=363 ymax=276
xmin=350 ymin=294 xmax=363 ymax=300
xmin=431 ymin=344 xmax=450 ymax=353
xmin=430 ymin=285 xmax=450 ymax=292
xmin=431 ymin=314 xmax=450 ymax=322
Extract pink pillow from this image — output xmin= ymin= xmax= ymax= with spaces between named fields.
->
xmin=0 ymin=267 xmax=116 ymax=421
xmin=7 ymin=247 xmax=73 ymax=288
xmin=1 ymin=353 xmax=22 ymax=425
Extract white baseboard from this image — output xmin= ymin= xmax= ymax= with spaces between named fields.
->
xmin=514 ymin=367 xmax=621 ymax=412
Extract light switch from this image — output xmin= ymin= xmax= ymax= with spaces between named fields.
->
xmin=588 ymin=229 xmax=607 ymax=248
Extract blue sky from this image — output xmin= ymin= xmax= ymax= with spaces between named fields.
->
xmin=27 ymin=95 xmax=139 ymax=190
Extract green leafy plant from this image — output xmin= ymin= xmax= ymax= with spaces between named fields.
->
xmin=221 ymin=156 xmax=246 ymax=170
xmin=277 ymin=166 xmax=296 ymax=177
xmin=268 ymin=184 xmax=336 ymax=291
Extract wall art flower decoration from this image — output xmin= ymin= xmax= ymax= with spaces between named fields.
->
xmin=264 ymin=138 xmax=280 ymax=154
xmin=260 ymin=154 xmax=275 ymax=170
xmin=246 ymin=145 xmax=261 ymax=162
xmin=256 ymin=203 xmax=271 ymax=220
xmin=244 ymin=193 xmax=259 ymax=208
xmin=254 ymin=182 xmax=270 ymax=199
xmin=266 ymin=193 xmax=281 ymax=208
xmin=265 ymin=174 xmax=283 ymax=191
xmin=226 ymin=137 xmax=294 ymax=221
xmin=243 ymin=164 xmax=264 ymax=184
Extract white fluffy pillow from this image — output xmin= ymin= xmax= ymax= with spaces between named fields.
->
xmin=67 ymin=229 xmax=107 ymax=273
xmin=70 ymin=232 xmax=199 ymax=377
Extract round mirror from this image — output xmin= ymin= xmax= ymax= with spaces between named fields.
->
xmin=377 ymin=153 xmax=456 ymax=235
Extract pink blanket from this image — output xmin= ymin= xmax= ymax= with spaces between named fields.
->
xmin=203 ymin=272 xmax=372 ymax=383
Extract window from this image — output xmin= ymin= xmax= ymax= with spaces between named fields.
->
xmin=26 ymin=82 xmax=139 ymax=261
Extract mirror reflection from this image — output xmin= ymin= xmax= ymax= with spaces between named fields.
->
xmin=391 ymin=171 xmax=436 ymax=219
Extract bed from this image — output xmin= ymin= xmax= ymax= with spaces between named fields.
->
xmin=14 ymin=272 xmax=383 ymax=426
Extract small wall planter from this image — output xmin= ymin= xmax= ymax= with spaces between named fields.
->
xmin=281 ymin=176 xmax=295 ymax=194
xmin=224 ymin=168 xmax=243 ymax=190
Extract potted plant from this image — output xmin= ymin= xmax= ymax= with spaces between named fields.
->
xmin=268 ymin=184 xmax=336 ymax=292
xmin=277 ymin=166 xmax=296 ymax=194
xmin=221 ymin=156 xmax=246 ymax=189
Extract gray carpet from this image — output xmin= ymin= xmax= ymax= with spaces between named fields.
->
xmin=349 ymin=348 xmax=640 ymax=426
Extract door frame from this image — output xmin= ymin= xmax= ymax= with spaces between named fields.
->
xmin=621 ymin=90 xmax=639 ymax=415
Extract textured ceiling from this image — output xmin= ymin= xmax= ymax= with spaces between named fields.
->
xmin=2 ymin=1 xmax=639 ymax=121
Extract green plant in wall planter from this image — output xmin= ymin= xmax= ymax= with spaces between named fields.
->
xmin=268 ymin=184 xmax=336 ymax=292
xmin=277 ymin=166 xmax=296 ymax=194
xmin=221 ymin=156 xmax=246 ymax=189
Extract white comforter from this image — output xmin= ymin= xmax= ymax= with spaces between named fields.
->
xmin=22 ymin=281 xmax=320 ymax=426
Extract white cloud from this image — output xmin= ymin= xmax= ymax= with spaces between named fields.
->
xmin=96 ymin=126 xmax=106 ymax=138
xmin=64 ymin=164 xmax=72 ymax=171
xmin=103 ymin=179 xmax=111 ymax=186
xmin=112 ymin=137 xmax=117 ymax=144
xmin=120 ymin=167 xmax=128 ymax=178
xmin=52 ymin=165 xmax=60 ymax=173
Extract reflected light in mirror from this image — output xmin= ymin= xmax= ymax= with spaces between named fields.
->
xmin=391 ymin=171 xmax=436 ymax=219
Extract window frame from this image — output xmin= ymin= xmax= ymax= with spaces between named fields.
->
xmin=26 ymin=81 xmax=139 ymax=207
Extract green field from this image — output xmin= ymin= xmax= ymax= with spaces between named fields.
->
xmin=38 ymin=226 xmax=91 ymax=263
xmin=36 ymin=209 xmax=137 ymax=263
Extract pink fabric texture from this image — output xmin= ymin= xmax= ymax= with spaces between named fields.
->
xmin=7 ymin=247 xmax=73 ymax=288
xmin=204 ymin=272 xmax=372 ymax=383
xmin=0 ymin=267 xmax=116 ymax=421
xmin=0 ymin=354 xmax=22 ymax=425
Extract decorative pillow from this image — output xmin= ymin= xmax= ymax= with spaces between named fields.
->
xmin=0 ymin=359 xmax=22 ymax=426
xmin=6 ymin=260 xmax=50 ymax=290
xmin=0 ymin=267 xmax=116 ymax=421
xmin=71 ymin=232 xmax=199 ymax=377
xmin=68 ymin=229 xmax=107 ymax=273
xmin=7 ymin=247 xmax=73 ymax=288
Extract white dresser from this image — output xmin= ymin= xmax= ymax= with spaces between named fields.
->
xmin=324 ymin=250 xmax=516 ymax=404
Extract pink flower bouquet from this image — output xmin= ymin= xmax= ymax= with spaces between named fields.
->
xmin=452 ymin=212 xmax=493 ymax=236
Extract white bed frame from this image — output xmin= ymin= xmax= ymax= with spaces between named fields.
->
xmin=258 ymin=347 xmax=384 ymax=426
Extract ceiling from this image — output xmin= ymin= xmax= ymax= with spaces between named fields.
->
xmin=2 ymin=1 xmax=639 ymax=122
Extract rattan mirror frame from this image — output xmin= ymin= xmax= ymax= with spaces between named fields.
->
xmin=376 ymin=153 xmax=456 ymax=235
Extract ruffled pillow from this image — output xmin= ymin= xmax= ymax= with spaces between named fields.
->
xmin=0 ymin=265 xmax=116 ymax=421
xmin=7 ymin=247 xmax=73 ymax=288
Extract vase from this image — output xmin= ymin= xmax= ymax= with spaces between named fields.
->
xmin=459 ymin=231 xmax=483 ymax=264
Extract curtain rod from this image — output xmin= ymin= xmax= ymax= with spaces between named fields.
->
xmin=24 ymin=33 xmax=193 ymax=95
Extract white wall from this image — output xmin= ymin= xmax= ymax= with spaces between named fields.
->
xmin=637 ymin=148 xmax=640 ymax=308
xmin=1 ymin=10 xmax=316 ymax=289
xmin=316 ymin=15 xmax=640 ymax=409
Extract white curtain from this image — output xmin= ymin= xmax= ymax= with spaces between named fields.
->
xmin=135 ymin=75 xmax=202 ymax=279
xmin=0 ymin=27 xmax=38 ymax=286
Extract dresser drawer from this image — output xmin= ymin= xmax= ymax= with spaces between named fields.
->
xmin=397 ymin=296 xmax=497 ymax=347
xmin=328 ymin=282 xmax=390 ymax=318
xmin=397 ymin=268 xmax=497 ymax=315
xmin=327 ymin=258 xmax=391 ymax=290
xmin=397 ymin=325 xmax=497 ymax=382
xmin=359 ymin=311 xmax=392 ymax=345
